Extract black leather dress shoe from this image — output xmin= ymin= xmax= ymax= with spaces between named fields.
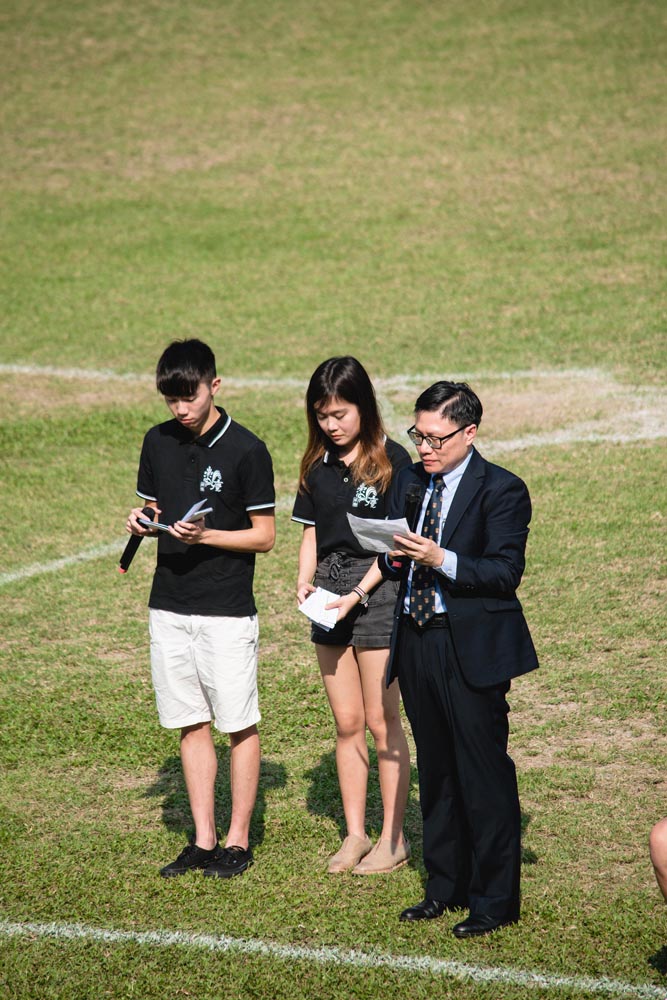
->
xmin=399 ymin=898 xmax=461 ymax=922
xmin=452 ymin=913 xmax=517 ymax=938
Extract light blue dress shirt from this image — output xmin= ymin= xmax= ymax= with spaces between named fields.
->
xmin=404 ymin=449 xmax=473 ymax=614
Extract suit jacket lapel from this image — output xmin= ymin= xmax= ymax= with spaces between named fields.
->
xmin=412 ymin=465 xmax=431 ymax=493
xmin=440 ymin=447 xmax=485 ymax=547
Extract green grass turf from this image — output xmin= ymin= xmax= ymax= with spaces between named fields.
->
xmin=1 ymin=1 xmax=666 ymax=998
xmin=1 ymin=0 xmax=665 ymax=379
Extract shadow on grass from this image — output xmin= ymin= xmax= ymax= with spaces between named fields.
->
xmin=144 ymin=744 xmax=287 ymax=848
xmin=306 ymin=751 xmax=537 ymax=867
xmin=521 ymin=811 xmax=538 ymax=865
xmin=648 ymin=946 xmax=667 ymax=976
xmin=305 ymin=748 xmax=423 ymax=869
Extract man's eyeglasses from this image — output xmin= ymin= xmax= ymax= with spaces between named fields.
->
xmin=407 ymin=425 xmax=467 ymax=450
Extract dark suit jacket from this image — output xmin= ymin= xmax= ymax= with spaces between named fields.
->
xmin=383 ymin=448 xmax=539 ymax=689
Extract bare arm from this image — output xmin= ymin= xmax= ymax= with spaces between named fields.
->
xmin=296 ymin=525 xmax=317 ymax=604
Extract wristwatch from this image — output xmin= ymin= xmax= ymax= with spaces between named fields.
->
xmin=353 ymin=586 xmax=369 ymax=606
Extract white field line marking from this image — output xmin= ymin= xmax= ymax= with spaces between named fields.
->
xmin=2 ymin=365 xmax=664 ymax=586
xmin=2 ymin=392 xmax=666 ymax=596
xmin=0 ymin=541 xmax=125 ymax=586
xmin=483 ymin=422 xmax=667 ymax=456
xmin=0 ymin=919 xmax=664 ymax=999
xmin=0 ymin=364 xmax=153 ymax=383
xmin=0 ymin=363 xmax=304 ymax=388
xmin=0 ymin=362 xmax=608 ymax=388
xmin=6 ymin=361 xmax=665 ymax=445
xmin=0 ymin=498 xmax=296 ymax=588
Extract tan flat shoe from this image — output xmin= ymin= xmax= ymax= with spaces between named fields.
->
xmin=352 ymin=837 xmax=411 ymax=874
xmin=327 ymin=834 xmax=372 ymax=873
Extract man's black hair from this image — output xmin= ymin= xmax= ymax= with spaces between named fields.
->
xmin=414 ymin=381 xmax=483 ymax=427
xmin=156 ymin=339 xmax=217 ymax=397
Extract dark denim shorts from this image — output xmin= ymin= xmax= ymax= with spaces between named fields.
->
xmin=311 ymin=551 xmax=399 ymax=648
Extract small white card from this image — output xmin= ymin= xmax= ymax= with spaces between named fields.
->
xmin=298 ymin=587 xmax=340 ymax=631
xmin=139 ymin=498 xmax=213 ymax=532
xmin=347 ymin=513 xmax=411 ymax=553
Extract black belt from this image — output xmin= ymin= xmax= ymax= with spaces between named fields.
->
xmin=403 ymin=612 xmax=449 ymax=631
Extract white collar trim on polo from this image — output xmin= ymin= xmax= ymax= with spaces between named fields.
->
xmin=207 ymin=413 xmax=232 ymax=448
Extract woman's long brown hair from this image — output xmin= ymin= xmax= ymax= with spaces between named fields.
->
xmin=298 ymin=356 xmax=393 ymax=494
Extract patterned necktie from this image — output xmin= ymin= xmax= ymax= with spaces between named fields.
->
xmin=409 ymin=475 xmax=444 ymax=626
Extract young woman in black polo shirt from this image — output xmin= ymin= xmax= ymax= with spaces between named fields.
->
xmin=292 ymin=356 xmax=412 ymax=874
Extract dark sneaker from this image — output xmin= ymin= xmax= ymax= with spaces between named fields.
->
xmin=203 ymin=845 xmax=254 ymax=879
xmin=159 ymin=841 xmax=221 ymax=878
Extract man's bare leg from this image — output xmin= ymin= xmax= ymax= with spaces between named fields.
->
xmin=650 ymin=817 xmax=667 ymax=901
xmin=224 ymin=724 xmax=260 ymax=849
xmin=180 ymin=721 xmax=218 ymax=850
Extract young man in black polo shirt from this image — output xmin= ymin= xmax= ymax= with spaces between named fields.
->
xmin=125 ymin=339 xmax=275 ymax=878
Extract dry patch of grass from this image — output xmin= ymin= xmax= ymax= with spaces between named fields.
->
xmin=6 ymin=367 xmax=664 ymax=450
xmin=3 ymin=763 xmax=165 ymax=838
xmin=0 ymin=373 xmax=154 ymax=421
xmin=514 ymin=713 xmax=663 ymax=774
xmin=378 ymin=371 xmax=667 ymax=448
xmin=0 ymin=370 xmax=307 ymax=422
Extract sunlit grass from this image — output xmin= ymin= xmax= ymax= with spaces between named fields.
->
xmin=1 ymin=1 xmax=666 ymax=998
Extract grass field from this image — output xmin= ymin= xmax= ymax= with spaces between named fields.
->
xmin=1 ymin=1 xmax=666 ymax=998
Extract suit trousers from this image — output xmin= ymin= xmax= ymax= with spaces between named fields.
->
xmin=397 ymin=617 xmax=521 ymax=920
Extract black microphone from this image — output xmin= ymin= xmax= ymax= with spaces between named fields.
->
xmin=404 ymin=483 xmax=424 ymax=533
xmin=118 ymin=507 xmax=156 ymax=574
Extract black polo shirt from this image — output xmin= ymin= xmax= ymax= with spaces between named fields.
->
xmin=291 ymin=438 xmax=411 ymax=558
xmin=137 ymin=407 xmax=275 ymax=617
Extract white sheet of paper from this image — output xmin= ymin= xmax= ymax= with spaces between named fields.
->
xmin=138 ymin=498 xmax=213 ymax=532
xmin=138 ymin=519 xmax=172 ymax=533
xmin=181 ymin=498 xmax=212 ymax=521
xmin=298 ymin=587 xmax=340 ymax=631
xmin=347 ymin=513 xmax=411 ymax=553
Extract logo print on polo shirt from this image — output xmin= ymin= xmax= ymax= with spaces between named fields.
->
xmin=200 ymin=466 xmax=223 ymax=492
xmin=352 ymin=484 xmax=378 ymax=508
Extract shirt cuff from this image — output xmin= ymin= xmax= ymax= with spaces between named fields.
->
xmin=435 ymin=548 xmax=457 ymax=581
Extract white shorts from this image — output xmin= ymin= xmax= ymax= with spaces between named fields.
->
xmin=149 ymin=609 xmax=261 ymax=733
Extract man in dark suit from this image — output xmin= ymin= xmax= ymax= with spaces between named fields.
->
xmin=334 ymin=381 xmax=538 ymax=937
